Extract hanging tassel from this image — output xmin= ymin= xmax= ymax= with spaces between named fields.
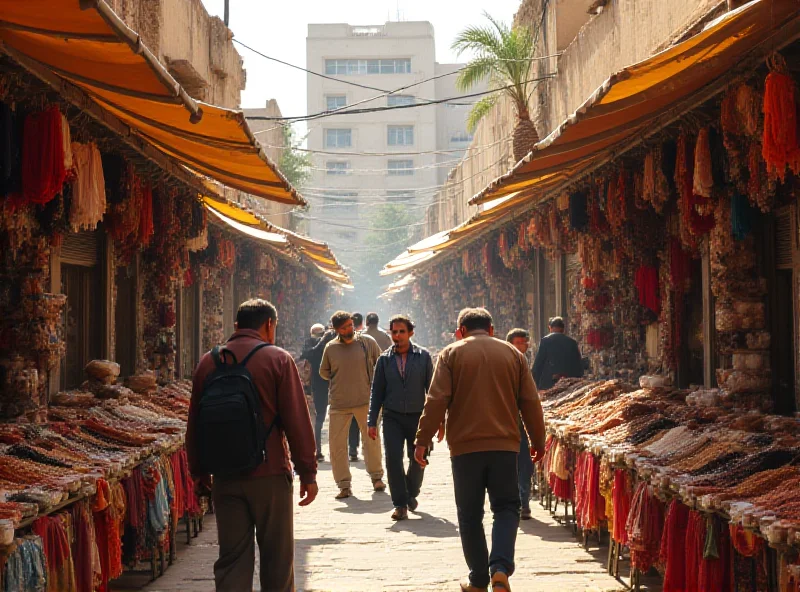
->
xmin=762 ymin=53 xmax=800 ymax=181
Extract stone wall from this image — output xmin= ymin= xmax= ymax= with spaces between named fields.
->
xmin=108 ymin=0 xmax=246 ymax=109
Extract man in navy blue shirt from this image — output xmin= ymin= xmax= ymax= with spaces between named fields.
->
xmin=368 ymin=314 xmax=434 ymax=521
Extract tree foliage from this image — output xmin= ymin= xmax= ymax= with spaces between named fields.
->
xmin=452 ymin=13 xmax=539 ymax=131
xmin=279 ymin=124 xmax=311 ymax=188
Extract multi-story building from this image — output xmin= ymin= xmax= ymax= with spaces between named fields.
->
xmin=305 ymin=21 xmax=479 ymax=299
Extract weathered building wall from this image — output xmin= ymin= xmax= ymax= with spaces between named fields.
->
xmin=108 ymin=0 xmax=246 ymax=109
xmin=425 ymin=0 xmax=723 ymax=236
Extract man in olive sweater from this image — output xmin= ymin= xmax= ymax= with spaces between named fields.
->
xmin=414 ymin=308 xmax=546 ymax=592
xmin=320 ymin=311 xmax=385 ymax=499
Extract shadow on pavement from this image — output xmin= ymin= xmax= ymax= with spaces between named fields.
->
xmin=332 ymin=493 xmax=392 ymax=514
xmin=390 ymin=511 xmax=459 ymax=538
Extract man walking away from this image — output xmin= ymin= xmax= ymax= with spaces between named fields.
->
xmin=364 ymin=312 xmax=393 ymax=351
xmin=348 ymin=312 xmax=366 ymax=460
xmin=532 ymin=316 xmax=584 ymax=391
xmin=506 ymin=328 xmax=534 ymax=521
xmin=414 ymin=308 xmax=545 ymax=592
xmin=300 ymin=323 xmax=335 ymax=461
xmin=320 ymin=311 xmax=386 ymax=499
xmin=368 ymin=315 xmax=433 ymax=521
xmin=187 ymin=299 xmax=318 ymax=592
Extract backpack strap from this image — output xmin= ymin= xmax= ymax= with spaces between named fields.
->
xmin=241 ymin=342 xmax=273 ymax=367
xmin=211 ymin=346 xmax=238 ymax=368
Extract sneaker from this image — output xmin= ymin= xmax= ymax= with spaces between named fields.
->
xmin=460 ymin=582 xmax=488 ymax=592
xmin=408 ymin=497 xmax=419 ymax=512
xmin=372 ymin=479 xmax=386 ymax=492
xmin=521 ymin=508 xmax=532 ymax=520
xmin=349 ymin=454 xmax=359 ymax=462
xmin=391 ymin=507 xmax=408 ymax=521
xmin=335 ymin=488 xmax=352 ymax=500
xmin=491 ymin=571 xmax=511 ymax=591
xmin=316 ymin=452 xmax=325 ymax=462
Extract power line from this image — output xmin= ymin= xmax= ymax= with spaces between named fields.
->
xmin=246 ymin=74 xmax=556 ymax=123
xmin=256 ymin=135 xmax=507 ymax=157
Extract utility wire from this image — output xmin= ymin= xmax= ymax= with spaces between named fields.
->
xmin=246 ymin=74 xmax=556 ymax=123
xmin=256 ymin=135 xmax=507 ymax=156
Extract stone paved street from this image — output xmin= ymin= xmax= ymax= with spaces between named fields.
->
xmin=113 ymin=442 xmax=655 ymax=592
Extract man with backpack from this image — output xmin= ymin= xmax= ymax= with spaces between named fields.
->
xmin=320 ymin=310 xmax=385 ymax=499
xmin=186 ymin=299 xmax=318 ymax=592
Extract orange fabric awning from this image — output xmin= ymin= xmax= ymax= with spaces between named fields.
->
xmin=0 ymin=0 xmax=305 ymax=206
xmin=470 ymin=0 xmax=800 ymax=206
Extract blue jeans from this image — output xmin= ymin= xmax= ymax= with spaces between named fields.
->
xmin=382 ymin=411 xmax=426 ymax=508
xmin=451 ymin=451 xmax=520 ymax=588
xmin=312 ymin=387 xmax=329 ymax=455
xmin=518 ymin=424 xmax=533 ymax=511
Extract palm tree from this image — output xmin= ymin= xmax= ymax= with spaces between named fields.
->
xmin=452 ymin=13 xmax=540 ymax=162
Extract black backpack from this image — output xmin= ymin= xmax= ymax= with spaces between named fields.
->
xmin=195 ymin=342 xmax=277 ymax=477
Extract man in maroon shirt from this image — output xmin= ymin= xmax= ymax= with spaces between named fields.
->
xmin=186 ymin=299 xmax=318 ymax=592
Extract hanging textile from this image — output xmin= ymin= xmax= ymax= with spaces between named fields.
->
xmin=93 ymin=479 xmax=124 ymax=592
xmin=660 ymin=500 xmax=690 ymax=592
xmin=634 ymin=265 xmax=660 ymax=314
xmin=762 ymin=55 xmax=800 ymax=181
xmin=569 ymin=191 xmax=589 ymax=231
xmin=139 ymin=184 xmax=154 ymax=246
xmin=693 ymin=128 xmax=714 ymax=198
xmin=70 ymin=501 xmax=101 ymax=592
xmin=698 ymin=516 xmax=733 ymax=592
xmin=69 ymin=142 xmax=106 ymax=231
xmin=2 ymin=535 xmax=47 ymax=592
xmin=21 ymin=106 xmax=67 ymax=205
xmin=611 ymin=470 xmax=631 ymax=545
xmin=625 ymin=482 xmax=665 ymax=572
xmin=32 ymin=513 xmax=77 ymax=592
xmin=731 ymin=192 xmax=755 ymax=240
xmin=1 ymin=102 xmax=24 ymax=199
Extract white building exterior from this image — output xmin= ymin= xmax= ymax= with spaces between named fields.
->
xmin=305 ymin=21 xmax=478 ymax=289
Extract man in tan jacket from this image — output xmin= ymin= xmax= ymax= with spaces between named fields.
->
xmin=414 ymin=308 xmax=545 ymax=592
xmin=321 ymin=310 xmax=385 ymax=499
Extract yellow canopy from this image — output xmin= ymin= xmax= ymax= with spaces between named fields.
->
xmin=381 ymin=191 xmax=528 ymax=275
xmin=0 ymin=0 xmax=305 ymax=206
xmin=203 ymin=196 xmax=352 ymax=285
xmin=470 ymin=0 xmax=800 ymax=206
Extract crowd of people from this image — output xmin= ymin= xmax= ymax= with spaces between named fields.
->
xmin=186 ymin=298 xmax=585 ymax=592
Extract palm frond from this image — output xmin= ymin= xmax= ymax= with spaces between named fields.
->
xmin=451 ymin=23 xmax=503 ymax=59
xmin=466 ymin=94 xmax=499 ymax=133
xmin=455 ymin=56 xmax=498 ymax=92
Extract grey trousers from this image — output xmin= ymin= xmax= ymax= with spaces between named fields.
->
xmin=212 ymin=474 xmax=294 ymax=592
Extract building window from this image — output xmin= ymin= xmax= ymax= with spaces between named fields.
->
xmin=325 ymin=58 xmax=411 ymax=76
xmin=325 ymin=129 xmax=352 ymax=148
xmin=388 ymin=125 xmax=414 ymax=146
xmin=326 ymin=161 xmax=350 ymax=175
xmin=387 ymin=190 xmax=414 ymax=201
xmin=326 ymin=95 xmax=347 ymax=111
xmin=388 ymin=159 xmax=414 ymax=176
xmin=387 ymin=94 xmax=415 ymax=107
xmin=450 ymin=132 xmax=474 ymax=144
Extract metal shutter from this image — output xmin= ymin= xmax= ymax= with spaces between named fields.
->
xmin=60 ymin=231 xmax=99 ymax=266
xmin=774 ymin=205 xmax=797 ymax=270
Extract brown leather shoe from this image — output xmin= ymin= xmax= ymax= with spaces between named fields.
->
xmin=460 ymin=582 xmax=488 ymax=592
xmin=335 ymin=488 xmax=352 ymax=500
xmin=391 ymin=507 xmax=408 ymax=521
xmin=491 ymin=571 xmax=511 ymax=591
xmin=373 ymin=479 xmax=386 ymax=492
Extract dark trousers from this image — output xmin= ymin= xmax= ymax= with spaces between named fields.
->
xmin=212 ymin=474 xmax=294 ymax=592
xmin=451 ymin=451 xmax=520 ymax=588
xmin=382 ymin=410 xmax=425 ymax=508
xmin=312 ymin=386 xmax=329 ymax=454
xmin=348 ymin=417 xmax=360 ymax=455
xmin=518 ymin=424 xmax=533 ymax=510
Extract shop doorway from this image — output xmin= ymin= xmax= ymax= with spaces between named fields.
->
xmin=177 ymin=283 xmax=201 ymax=380
xmin=769 ymin=205 xmax=797 ymax=414
xmin=677 ymin=258 xmax=704 ymax=389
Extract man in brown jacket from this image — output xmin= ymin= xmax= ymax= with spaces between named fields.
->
xmin=187 ymin=299 xmax=318 ymax=592
xmin=414 ymin=308 xmax=545 ymax=592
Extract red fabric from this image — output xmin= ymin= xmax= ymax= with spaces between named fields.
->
xmin=626 ymin=482 xmax=665 ymax=573
xmin=22 ymin=106 xmax=67 ymax=205
xmin=32 ymin=514 xmax=74 ymax=591
xmin=699 ymin=517 xmax=732 ymax=592
xmin=612 ymin=470 xmax=631 ymax=545
xmin=660 ymin=500 xmax=690 ymax=591
xmin=139 ymin=184 xmax=154 ymax=246
xmin=634 ymin=265 xmax=660 ymax=314
xmin=71 ymin=502 xmax=94 ymax=592
xmin=669 ymin=239 xmax=692 ymax=290
xmin=685 ymin=511 xmax=706 ymax=592
xmin=762 ymin=70 xmax=800 ymax=180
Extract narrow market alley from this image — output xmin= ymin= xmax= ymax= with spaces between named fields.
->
xmin=112 ymin=442 xmax=654 ymax=592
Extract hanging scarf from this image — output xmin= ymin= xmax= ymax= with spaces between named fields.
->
xmin=634 ymin=265 xmax=660 ymax=314
xmin=660 ymin=500 xmax=690 ymax=592
xmin=69 ymin=142 xmax=106 ymax=231
xmin=22 ymin=106 xmax=67 ymax=205
xmin=762 ymin=57 xmax=800 ymax=180
xmin=2 ymin=535 xmax=47 ymax=592
xmin=32 ymin=514 xmax=77 ymax=592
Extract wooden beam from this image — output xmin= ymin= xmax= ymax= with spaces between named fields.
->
xmin=0 ymin=42 xmax=215 ymax=198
